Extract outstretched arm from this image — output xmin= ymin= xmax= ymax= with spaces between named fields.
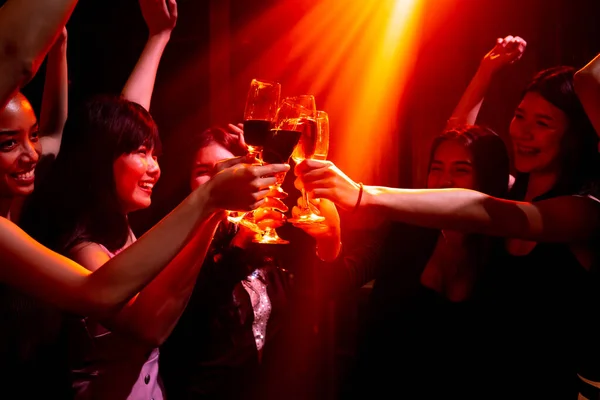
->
xmin=295 ymin=159 xmax=600 ymax=243
xmin=121 ymin=0 xmax=177 ymax=110
xmin=39 ymin=27 xmax=68 ymax=158
xmin=447 ymin=35 xmax=527 ymax=129
xmin=70 ymin=211 xmax=224 ymax=346
xmin=574 ymin=53 xmax=600 ymax=145
xmin=0 ymin=159 xmax=289 ymax=320
xmin=0 ymin=0 xmax=78 ymax=108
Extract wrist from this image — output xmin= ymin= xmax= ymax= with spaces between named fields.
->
xmin=148 ymin=31 xmax=172 ymax=45
xmin=476 ymin=61 xmax=498 ymax=80
xmin=192 ymin=184 xmax=218 ymax=220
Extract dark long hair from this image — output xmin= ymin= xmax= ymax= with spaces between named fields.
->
xmin=429 ymin=124 xmax=510 ymax=198
xmin=21 ymin=94 xmax=161 ymax=254
xmin=511 ymin=66 xmax=598 ymax=200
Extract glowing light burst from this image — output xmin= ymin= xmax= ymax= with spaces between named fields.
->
xmin=270 ymin=0 xmax=424 ymax=185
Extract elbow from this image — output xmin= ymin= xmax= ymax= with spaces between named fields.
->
xmin=0 ymin=39 xmax=37 ymax=86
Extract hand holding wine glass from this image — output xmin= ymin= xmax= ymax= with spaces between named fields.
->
xmin=252 ymin=98 xmax=314 ymax=244
xmin=227 ymin=78 xmax=281 ymax=231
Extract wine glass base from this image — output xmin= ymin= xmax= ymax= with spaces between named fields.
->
xmin=288 ymin=213 xmax=326 ymax=225
xmin=252 ymin=232 xmax=289 ymax=244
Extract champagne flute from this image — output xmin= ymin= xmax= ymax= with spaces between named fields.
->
xmin=227 ymin=78 xmax=281 ymax=230
xmin=288 ymin=110 xmax=329 ymax=225
xmin=252 ymin=100 xmax=310 ymax=244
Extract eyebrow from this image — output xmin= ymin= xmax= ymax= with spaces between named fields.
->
xmin=431 ymin=160 xmax=472 ymax=166
xmin=515 ymin=107 xmax=553 ymax=121
xmin=452 ymin=161 xmax=472 ymax=167
xmin=0 ymin=123 xmax=40 ymax=136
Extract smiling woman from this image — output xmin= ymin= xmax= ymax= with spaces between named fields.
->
xmin=20 ymin=94 xmax=170 ymax=397
xmin=0 ymin=93 xmax=40 ymax=204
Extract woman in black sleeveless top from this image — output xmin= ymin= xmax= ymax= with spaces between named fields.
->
xmin=295 ymin=65 xmax=600 ymax=398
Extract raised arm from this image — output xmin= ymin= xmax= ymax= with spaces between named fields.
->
xmin=0 ymin=0 xmax=78 ymax=108
xmin=121 ymin=0 xmax=177 ymax=110
xmin=39 ymin=27 xmax=68 ymax=158
xmin=447 ymin=35 xmax=526 ymax=129
xmin=574 ymin=53 xmax=600 ymax=144
xmin=0 ymin=159 xmax=289 ymax=319
xmin=295 ymin=159 xmax=600 ymax=243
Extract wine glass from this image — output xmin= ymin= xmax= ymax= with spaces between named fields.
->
xmin=252 ymin=100 xmax=311 ymax=244
xmin=288 ymin=110 xmax=329 ymax=225
xmin=227 ymin=79 xmax=281 ymax=231
xmin=242 ymin=78 xmax=281 ymax=159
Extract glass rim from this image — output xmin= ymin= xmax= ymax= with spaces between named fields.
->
xmin=251 ymin=78 xmax=281 ymax=87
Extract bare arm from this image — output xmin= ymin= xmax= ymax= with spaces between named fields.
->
xmin=0 ymin=159 xmax=289 ymax=318
xmin=121 ymin=0 xmax=177 ymax=110
xmin=0 ymin=187 xmax=214 ymax=318
xmin=39 ymin=27 xmax=68 ymax=158
xmin=0 ymin=0 xmax=78 ymax=108
xmin=70 ymin=212 xmax=223 ymax=347
xmin=574 ymin=53 xmax=600 ymax=143
xmin=447 ymin=35 xmax=527 ymax=128
xmin=295 ymin=159 xmax=600 ymax=243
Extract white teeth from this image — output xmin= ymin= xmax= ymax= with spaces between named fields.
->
xmin=139 ymin=182 xmax=154 ymax=190
xmin=15 ymin=169 xmax=34 ymax=180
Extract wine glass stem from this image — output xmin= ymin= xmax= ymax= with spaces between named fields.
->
xmin=301 ymin=188 xmax=310 ymax=213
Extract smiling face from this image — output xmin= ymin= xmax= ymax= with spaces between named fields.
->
xmin=113 ymin=145 xmax=160 ymax=214
xmin=0 ymin=93 xmax=40 ymax=198
xmin=509 ymin=91 xmax=568 ymax=176
xmin=427 ymin=139 xmax=476 ymax=190
xmin=190 ymin=142 xmax=235 ymax=190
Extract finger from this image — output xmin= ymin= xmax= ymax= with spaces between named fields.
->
xmin=291 ymin=205 xmax=301 ymax=218
xmin=253 ymin=176 xmax=279 ymax=190
xmin=215 ymin=155 xmax=246 ymax=171
xmin=262 ymin=197 xmax=289 ymax=212
xmin=294 ymin=177 xmax=305 ymax=191
xmin=300 ymin=168 xmax=334 ymax=185
xmin=247 ymin=188 xmax=273 ymax=209
xmin=266 ymin=187 xmax=288 ymax=199
xmin=158 ymin=0 xmax=170 ymax=16
xmin=254 ymin=207 xmax=286 ymax=221
xmin=503 ymin=35 xmax=514 ymax=45
xmin=294 ymin=159 xmax=330 ymax=175
xmin=227 ymin=123 xmax=244 ymax=135
xmin=168 ymin=0 xmax=178 ymax=19
xmin=253 ymin=163 xmax=290 ymax=177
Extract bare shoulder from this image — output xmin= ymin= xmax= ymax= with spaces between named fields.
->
xmin=69 ymin=242 xmax=111 ymax=272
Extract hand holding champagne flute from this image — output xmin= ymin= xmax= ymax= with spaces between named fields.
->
xmin=288 ymin=110 xmax=329 ymax=225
